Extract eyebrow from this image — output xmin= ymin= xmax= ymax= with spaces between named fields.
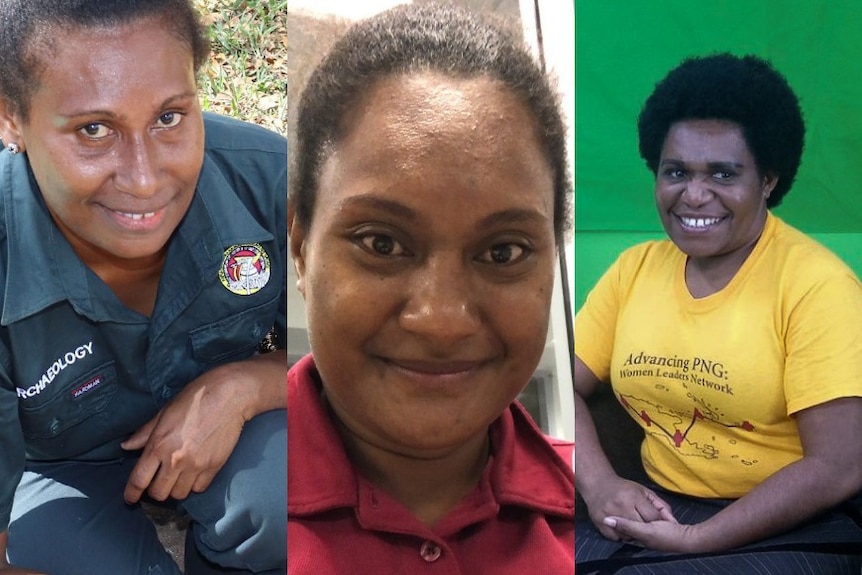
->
xmin=337 ymin=195 xmax=549 ymax=228
xmin=337 ymin=195 xmax=417 ymax=220
xmin=660 ymin=159 xmax=745 ymax=170
xmin=476 ymin=207 xmax=550 ymax=230
xmin=60 ymin=91 xmax=198 ymax=121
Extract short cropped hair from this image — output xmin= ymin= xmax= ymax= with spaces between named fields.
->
xmin=292 ymin=3 xmax=572 ymax=245
xmin=637 ymin=53 xmax=805 ymax=208
xmin=0 ymin=0 xmax=210 ymax=121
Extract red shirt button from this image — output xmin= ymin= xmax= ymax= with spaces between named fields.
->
xmin=420 ymin=541 xmax=442 ymax=562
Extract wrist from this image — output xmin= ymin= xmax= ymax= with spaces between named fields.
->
xmin=215 ymin=352 xmax=287 ymax=421
xmin=681 ymin=519 xmax=726 ymax=554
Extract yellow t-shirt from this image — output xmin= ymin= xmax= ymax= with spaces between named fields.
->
xmin=576 ymin=213 xmax=862 ymax=498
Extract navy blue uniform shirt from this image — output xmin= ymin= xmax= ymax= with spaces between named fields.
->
xmin=0 ymin=113 xmax=286 ymax=529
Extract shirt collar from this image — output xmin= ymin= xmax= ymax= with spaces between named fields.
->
xmin=0 ymin=151 xmax=273 ymax=326
xmin=0 ymin=154 xmax=83 ymax=325
xmin=287 ymin=354 xmax=575 ymax=522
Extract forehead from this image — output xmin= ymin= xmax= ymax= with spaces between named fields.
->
xmin=24 ymin=17 xmax=195 ymax=111
xmin=334 ymin=71 xmax=545 ymax=168
xmin=26 ymin=15 xmax=191 ymax=82
xmin=661 ymin=119 xmax=754 ymax=161
xmin=314 ymin=71 xmax=555 ymax=226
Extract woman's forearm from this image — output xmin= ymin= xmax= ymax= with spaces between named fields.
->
xmin=690 ymin=452 xmax=862 ymax=552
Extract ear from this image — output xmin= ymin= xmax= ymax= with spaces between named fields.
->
xmin=287 ymin=201 xmax=308 ymax=298
xmin=762 ymin=172 xmax=778 ymax=200
xmin=0 ymin=99 xmax=25 ymax=152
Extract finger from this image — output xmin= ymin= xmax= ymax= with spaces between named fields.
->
xmin=124 ymin=455 xmax=161 ymax=504
xmin=145 ymin=461 xmax=183 ymax=502
xmin=191 ymin=469 xmax=218 ymax=494
xmin=634 ymin=500 xmax=662 ymax=522
xmin=120 ymin=417 xmax=158 ymax=451
xmin=604 ymin=515 xmax=644 ymax=541
xmin=597 ymin=524 xmax=624 ymax=541
xmin=646 ymin=491 xmax=677 ymax=522
xmin=605 ymin=516 xmax=658 ymax=550
xmin=169 ymin=471 xmax=198 ymax=501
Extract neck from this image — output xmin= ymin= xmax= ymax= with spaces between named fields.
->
xmin=685 ymin=246 xmax=752 ymax=297
xmin=56 ymin=220 xmax=167 ymax=316
xmin=333 ymin=412 xmax=491 ymax=528
xmin=685 ymin=214 xmax=767 ymax=298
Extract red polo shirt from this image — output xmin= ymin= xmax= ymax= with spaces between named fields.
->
xmin=287 ymin=354 xmax=574 ymax=574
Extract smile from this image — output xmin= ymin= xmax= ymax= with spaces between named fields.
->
xmin=102 ymin=205 xmax=167 ymax=231
xmin=677 ymin=215 xmax=724 ymax=230
xmin=383 ymin=357 xmax=485 ymax=384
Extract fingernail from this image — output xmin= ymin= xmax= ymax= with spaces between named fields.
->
xmin=603 ymin=517 xmax=617 ymax=527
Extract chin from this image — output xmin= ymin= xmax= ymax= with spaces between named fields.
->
xmin=669 ymin=237 xmax=722 ymax=259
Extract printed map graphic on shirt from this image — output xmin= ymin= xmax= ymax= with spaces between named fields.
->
xmin=616 ymin=349 xmax=759 ymax=465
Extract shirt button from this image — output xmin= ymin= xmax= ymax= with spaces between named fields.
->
xmin=419 ymin=541 xmax=441 ymax=562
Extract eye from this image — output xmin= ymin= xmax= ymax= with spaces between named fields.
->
xmin=478 ymin=243 xmax=529 ymax=265
xmin=155 ymin=112 xmax=183 ymax=128
xmin=712 ymin=171 xmax=734 ymax=181
xmin=663 ymin=168 xmax=685 ymax=180
xmin=78 ymin=123 xmax=112 ymax=140
xmin=358 ymin=233 xmax=407 ymax=257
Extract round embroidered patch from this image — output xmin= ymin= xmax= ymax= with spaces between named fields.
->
xmin=219 ymin=243 xmax=271 ymax=295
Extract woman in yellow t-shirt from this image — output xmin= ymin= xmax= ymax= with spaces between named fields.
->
xmin=575 ymin=54 xmax=862 ymax=574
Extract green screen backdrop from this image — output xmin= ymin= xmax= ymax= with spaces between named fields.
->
xmin=575 ymin=1 xmax=862 ymax=309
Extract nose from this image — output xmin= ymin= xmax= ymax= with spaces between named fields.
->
xmin=114 ymin=134 xmax=159 ymax=198
xmin=399 ymin=257 xmax=482 ymax=345
xmin=681 ymin=176 xmax=713 ymax=207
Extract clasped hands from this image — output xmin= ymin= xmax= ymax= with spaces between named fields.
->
xmin=587 ymin=477 xmax=702 ymax=553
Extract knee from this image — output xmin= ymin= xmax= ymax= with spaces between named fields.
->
xmin=193 ymin=413 xmax=286 ymax=570
xmin=194 ymin=505 xmax=286 ymax=572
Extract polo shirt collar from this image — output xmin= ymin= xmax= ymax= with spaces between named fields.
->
xmin=288 ymin=355 xmax=575 ymax=524
xmin=1 ymin=153 xmax=272 ymax=326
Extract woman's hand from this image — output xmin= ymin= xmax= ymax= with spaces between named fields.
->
xmin=602 ymin=514 xmax=702 ymax=553
xmin=585 ymin=477 xmax=676 ymax=541
xmin=121 ymin=350 xmax=286 ymax=504
xmin=121 ymin=364 xmax=247 ymax=504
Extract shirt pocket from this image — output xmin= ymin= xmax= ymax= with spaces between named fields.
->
xmin=19 ymin=362 xmax=118 ymax=441
xmin=188 ymin=295 xmax=280 ymax=364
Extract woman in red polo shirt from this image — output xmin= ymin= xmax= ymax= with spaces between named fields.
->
xmin=287 ymin=4 xmax=574 ymax=573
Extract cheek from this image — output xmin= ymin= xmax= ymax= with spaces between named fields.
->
xmin=303 ymin=258 xmax=375 ymax=344
xmin=654 ymin=183 xmax=677 ymax=206
xmin=493 ymin=275 xmax=554 ymax=354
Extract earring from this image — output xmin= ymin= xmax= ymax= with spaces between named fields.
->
xmin=5 ymin=142 xmax=19 ymax=155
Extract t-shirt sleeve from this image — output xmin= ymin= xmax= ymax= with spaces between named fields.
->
xmin=575 ymin=255 xmax=625 ymax=384
xmin=784 ymin=267 xmax=862 ymax=414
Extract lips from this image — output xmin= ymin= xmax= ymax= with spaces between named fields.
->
xmin=388 ymin=359 xmax=483 ymax=374
xmin=112 ymin=210 xmax=157 ymax=220
xmin=102 ymin=204 xmax=168 ymax=231
xmin=382 ymin=357 xmax=488 ymax=385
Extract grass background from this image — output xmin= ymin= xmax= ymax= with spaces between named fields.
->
xmin=194 ymin=0 xmax=287 ymax=135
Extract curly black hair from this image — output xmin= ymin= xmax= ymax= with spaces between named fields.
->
xmin=291 ymin=3 xmax=571 ymax=245
xmin=0 ymin=0 xmax=210 ymax=122
xmin=637 ymin=53 xmax=805 ymax=208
